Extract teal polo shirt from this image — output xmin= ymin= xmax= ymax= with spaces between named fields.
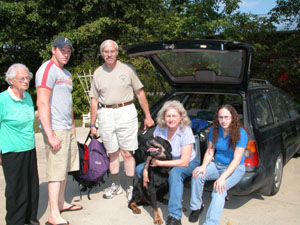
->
xmin=0 ymin=89 xmax=35 ymax=154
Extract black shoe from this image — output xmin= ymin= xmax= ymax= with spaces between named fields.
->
xmin=166 ymin=216 xmax=182 ymax=225
xmin=189 ymin=203 xmax=205 ymax=223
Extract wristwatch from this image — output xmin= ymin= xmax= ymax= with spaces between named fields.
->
xmin=90 ymin=124 xmax=96 ymax=128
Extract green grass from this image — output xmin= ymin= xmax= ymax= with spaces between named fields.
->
xmin=34 ymin=119 xmax=84 ymax=133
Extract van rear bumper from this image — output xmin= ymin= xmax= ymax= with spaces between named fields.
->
xmin=228 ymin=171 xmax=261 ymax=196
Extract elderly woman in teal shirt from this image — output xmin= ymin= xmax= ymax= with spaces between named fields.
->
xmin=0 ymin=63 xmax=39 ymax=225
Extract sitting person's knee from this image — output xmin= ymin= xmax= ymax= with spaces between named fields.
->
xmin=135 ymin=163 xmax=145 ymax=178
xmin=168 ymin=168 xmax=183 ymax=182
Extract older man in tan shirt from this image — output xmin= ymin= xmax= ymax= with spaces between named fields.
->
xmin=89 ymin=39 xmax=154 ymax=202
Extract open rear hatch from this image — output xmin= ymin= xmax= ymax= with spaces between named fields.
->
xmin=126 ymin=40 xmax=254 ymax=94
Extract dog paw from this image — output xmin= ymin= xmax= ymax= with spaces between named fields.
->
xmin=154 ymin=218 xmax=163 ymax=225
xmin=133 ymin=208 xmax=141 ymax=214
xmin=161 ymin=198 xmax=169 ymax=205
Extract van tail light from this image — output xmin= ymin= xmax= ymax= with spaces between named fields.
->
xmin=244 ymin=140 xmax=259 ymax=167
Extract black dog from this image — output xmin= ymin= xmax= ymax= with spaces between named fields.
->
xmin=129 ymin=136 xmax=172 ymax=225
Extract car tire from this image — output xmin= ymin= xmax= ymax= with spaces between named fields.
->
xmin=270 ymin=153 xmax=283 ymax=196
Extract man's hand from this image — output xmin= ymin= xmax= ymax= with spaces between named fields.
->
xmin=48 ymin=134 xmax=61 ymax=151
xmin=90 ymin=126 xmax=98 ymax=138
xmin=144 ymin=116 xmax=155 ymax=130
xmin=135 ymin=88 xmax=154 ymax=129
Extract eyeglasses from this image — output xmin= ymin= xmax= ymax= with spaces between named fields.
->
xmin=103 ymin=50 xmax=117 ymax=54
xmin=15 ymin=77 xmax=31 ymax=83
xmin=218 ymin=116 xmax=231 ymax=121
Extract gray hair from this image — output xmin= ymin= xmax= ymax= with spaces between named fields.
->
xmin=156 ymin=100 xmax=191 ymax=129
xmin=100 ymin=39 xmax=119 ymax=54
xmin=5 ymin=63 xmax=33 ymax=85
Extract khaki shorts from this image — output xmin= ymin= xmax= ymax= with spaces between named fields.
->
xmin=97 ymin=103 xmax=138 ymax=153
xmin=42 ymin=129 xmax=79 ymax=182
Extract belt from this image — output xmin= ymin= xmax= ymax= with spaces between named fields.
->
xmin=101 ymin=101 xmax=132 ymax=109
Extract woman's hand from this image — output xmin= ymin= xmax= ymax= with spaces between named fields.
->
xmin=214 ymin=176 xmax=226 ymax=194
xmin=143 ymin=169 xmax=149 ymax=189
xmin=192 ymin=165 xmax=206 ymax=179
xmin=150 ymin=158 xmax=161 ymax=167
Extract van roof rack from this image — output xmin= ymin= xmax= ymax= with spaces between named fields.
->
xmin=249 ymin=79 xmax=271 ymax=86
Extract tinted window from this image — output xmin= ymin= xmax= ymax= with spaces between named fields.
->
xmin=281 ymin=92 xmax=299 ymax=118
xmin=185 ymin=94 xmax=214 ymax=121
xmin=180 ymin=93 xmax=242 ymax=120
xmin=184 ymin=94 xmax=206 ymax=110
xmin=268 ymin=91 xmax=289 ymax=122
xmin=157 ymin=50 xmax=245 ymax=77
xmin=224 ymin=95 xmax=243 ymax=114
xmin=253 ymin=94 xmax=274 ymax=127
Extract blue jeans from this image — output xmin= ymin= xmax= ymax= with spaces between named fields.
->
xmin=190 ymin=160 xmax=245 ymax=225
xmin=135 ymin=157 xmax=200 ymax=219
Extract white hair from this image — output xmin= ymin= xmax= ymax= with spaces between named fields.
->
xmin=100 ymin=39 xmax=119 ymax=54
xmin=5 ymin=63 xmax=32 ymax=85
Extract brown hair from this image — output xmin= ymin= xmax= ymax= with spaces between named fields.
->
xmin=212 ymin=104 xmax=248 ymax=147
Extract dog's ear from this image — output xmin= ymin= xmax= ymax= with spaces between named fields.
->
xmin=155 ymin=137 xmax=171 ymax=151
xmin=160 ymin=137 xmax=172 ymax=154
xmin=165 ymin=151 xmax=172 ymax=160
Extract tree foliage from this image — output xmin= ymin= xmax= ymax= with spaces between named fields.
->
xmin=269 ymin=0 xmax=300 ymax=30
xmin=1 ymin=0 xmax=299 ymax=118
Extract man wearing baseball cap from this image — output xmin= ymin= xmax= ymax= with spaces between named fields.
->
xmin=36 ymin=37 xmax=82 ymax=225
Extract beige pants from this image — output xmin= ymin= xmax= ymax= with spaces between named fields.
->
xmin=42 ymin=129 xmax=79 ymax=182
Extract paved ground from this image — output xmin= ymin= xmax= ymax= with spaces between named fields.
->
xmin=1 ymin=127 xmax=300 ymax=225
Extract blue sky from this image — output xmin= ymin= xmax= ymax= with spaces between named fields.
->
xmin=238 ymin=0 xmax=277 ymax=15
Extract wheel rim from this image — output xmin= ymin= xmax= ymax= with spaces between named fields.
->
xmin=274 ymin=154 xmax=283 ymax=189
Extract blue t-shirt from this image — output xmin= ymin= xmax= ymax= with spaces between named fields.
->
xmin=153 ymin=125 xmax=196 ymax=161
xmin=0 ymin=89 xmax=35 ymax=153
xmin=208 ymin=126 xmax=248 ymax=165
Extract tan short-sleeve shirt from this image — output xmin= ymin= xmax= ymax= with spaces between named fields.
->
xmin=89 ymin=61 xmax=143 ymax=105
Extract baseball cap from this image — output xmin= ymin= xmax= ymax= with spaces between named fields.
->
xmin=52 ymin=37 xmax=73 ymax=49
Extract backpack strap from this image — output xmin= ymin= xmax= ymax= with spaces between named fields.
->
xmin=84 ymin=131 xmax=91 ymax=144
xmin=84 ymin=130 xmax=101 ymax=144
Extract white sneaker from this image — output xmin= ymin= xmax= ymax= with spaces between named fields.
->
xmin=126 ymin=186 xmax=133 ymax=202
xmin=103 ymin=183 xmax=123 ymax=199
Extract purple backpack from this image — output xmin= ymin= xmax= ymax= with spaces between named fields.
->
xmin=80 ymin=138 xmax=109 ymax=182
xmin=70 ymin=137 xmax=109 ymax=199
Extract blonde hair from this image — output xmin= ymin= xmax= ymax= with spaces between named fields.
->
xmin=156 ymin=100 xmax=191 ymax=129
